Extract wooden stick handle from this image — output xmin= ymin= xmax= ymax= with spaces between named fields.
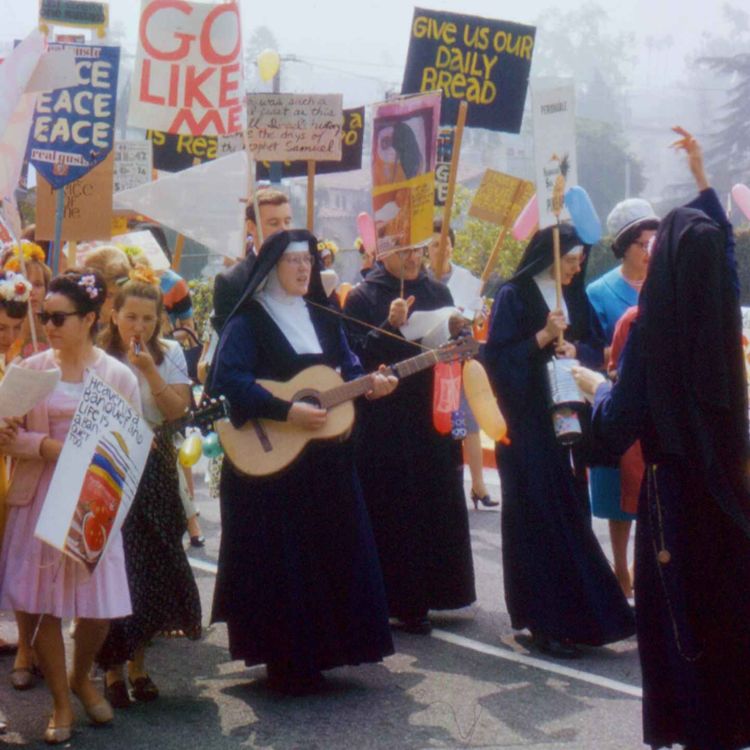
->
xmin=434 ymin=101 xmax=468 ymax=278
xmin=172 ymin=233 xmax=185 ymax=271
xmin=307 ymin=160 xmax=315 ymax=232
xmin=552 ymin=222 xmax=563 ymax=347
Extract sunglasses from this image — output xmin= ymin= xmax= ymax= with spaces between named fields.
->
xmin=40 ymin=310 xmax=83 ymax=327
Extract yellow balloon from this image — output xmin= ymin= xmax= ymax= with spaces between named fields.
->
xmin=462 ymin=359 xmax=507 ymax=442
xmin=179 ymin=434 xmax=203 ymax=467
xmin=257 ymin=49 xmax=280 ymax=82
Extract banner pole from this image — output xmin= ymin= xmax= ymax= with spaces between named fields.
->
xmin=52 ymin=188 xmax=65 ymax=275
xmin=478 ymin=180 xmax=527 ymax=295
xmin=172 ymin=233 xmax=185 ymax=272
xmin=307 ymin=160 xmax=315 ymax=232
xmin=434 ymin=101 xmax=467 ymax=278
xmin=553 ymin=220 xmax=563 ymax=347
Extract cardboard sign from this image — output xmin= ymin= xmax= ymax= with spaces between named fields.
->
xmin=36 ymin=150 xmax=114 ymax=241
xmin=113 ymin=140 xmax=152 ymax=193
xmin=256 ymin=106 xmax=364 ymax=178
xmin=531 ymin=81 xmax=577 ymax=228
xmin=247 ymin=93 xmax=343 ymax=162
xmin=35 ymin=372 xmax=152 ymax=573
xmin=434 ymin=127 xmax=454 ymax=207
xmin=28 ymin=43 xmax=120 ymax=189
xmin=39 ymin=0 xmax=109 ymax=33
xmin=401 ymin=8 xmax=535 ymax=133
xmin=371 ymin=92 xmax=440 ymax=256
xmin=469 ymin=170 xmax=534 ymax=226
xmin=129 ymin=0 xmax=243 ymax=136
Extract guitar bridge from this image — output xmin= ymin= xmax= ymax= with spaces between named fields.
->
xmin=252 ymin=420 xmax=273 ymax=453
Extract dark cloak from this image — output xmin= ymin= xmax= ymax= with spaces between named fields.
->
xmin=208 ymin=230 xmax=394 ymax=673
xmin=484 ymin=223 xmax=635 ymax=645
xmin=592 ymin=189 xmax=750 ymax=750
xmin=342 ymin=263 xmax=476 ymax=618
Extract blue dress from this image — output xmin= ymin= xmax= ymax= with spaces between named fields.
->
xmin=587 ymin=266 xmax=640 ymax=521
xmin=485 ymin=274 xmax=635 ymax=644
xmin=209 ymin=300 xmax=394 ymax=673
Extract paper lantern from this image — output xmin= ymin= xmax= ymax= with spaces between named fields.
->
xmin=564 ymin=186 xmax=602 ymax=244
xmin=178 ymin=433 xmax=203 ymax=467
xmin=463 ymin=359 xmax=507 ymax=442
xmin=257 ymin=49 xmax=280 ymax=82
xmin=512 ymin=194 xmax=538 ymax=241
xmin=731 ymin=184 xmax=750 ymax=221
xmin=433 ymin=361 xmax=461 ymax=435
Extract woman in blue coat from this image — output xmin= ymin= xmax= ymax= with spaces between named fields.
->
xmin=485 ymin=225 xmax=634 ymax=658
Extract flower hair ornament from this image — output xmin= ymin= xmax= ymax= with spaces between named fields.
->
xmin=0 ymin=272 xmax=32 ymax=303
xmin=317 ymin=239 xmax=339 ymax=256
xmin=3 ymin=240 xmax=46 ymax=272
xmin=128 ymin=263 xmax=159 ymax=287
xmin=78 ymin=274 xmax=100 ymax=300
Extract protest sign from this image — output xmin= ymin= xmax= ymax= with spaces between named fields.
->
xmin=147 ymin=129 xmax=218 ymax=171
xmin=371 ymin=92 xmax=440 ymax=256
xmin=531 ymin=81 xmax=577 ymax=228
xmin=113 ymin=140 xmax=153 ymax=193
xmin=35 ymin=372 xmax=152 ymax=572
xmin=434 ymin=127 xmax=454 ymax=206
xmin=401 ymin=8 xmax=535 ymax=133
xmin=36 ymin=150 xmax=114 ymax=241
xmin=469 ymin=170 xmax=534 ymax=226
xmin=247 ymin=93 xmax=343 ymax=162
xmin=114 ymin=150 xmax=246 ymax=259
xmin=28 ymin=43 xmax=120 ymax=190
xmin=39 ymin=0 xmax=109 ymax=36
xmin=129 ymin=0 xmax=243 ymax=136
xmin=255 ymin=106 xmax=364 ymax=179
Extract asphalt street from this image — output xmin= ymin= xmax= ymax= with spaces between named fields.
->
xmin=1 ymin=467 xmax=644 ymax=749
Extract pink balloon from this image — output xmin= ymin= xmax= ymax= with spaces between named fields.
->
xmin=356 ymin=212 xmax=377 ymax=253
xmin=512 ymin=194 xmax=539 ymax=241
xmin=731 ymin=184 xmax=750 ymax=221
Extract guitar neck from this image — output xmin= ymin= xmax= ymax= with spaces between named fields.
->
xmin=320 ymin=349 xmax=441 ymax=409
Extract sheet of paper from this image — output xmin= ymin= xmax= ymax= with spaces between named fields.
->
xmin=400 ymin=307 xmax=458 ymax=347
xmin=447 ymin=271 xmax=483 ymax=321
xmin=0 ymin=364 xmax=60 ymax=419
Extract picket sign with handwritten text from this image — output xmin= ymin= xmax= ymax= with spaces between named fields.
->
xmin=468 ymin=169 xmax=534 ymax=227
xmin=113 ymin=140 xmax=153 ymax=193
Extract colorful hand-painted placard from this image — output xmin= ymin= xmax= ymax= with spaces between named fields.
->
xmin=401 ymin=8 xmax=535 ymax=133
xmin=469 ymin=169 xmax=534 ymax=227
xmin=129 ymin=0 xmax=243 ymax=136
xmin=39 ymin=0 xmax=109 ymax=37
xmin=28 ymin=42 xmax=119 ymax=190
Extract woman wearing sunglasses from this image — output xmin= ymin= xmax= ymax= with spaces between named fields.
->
xmin=0 ymin=269 xmax=140 ymax=744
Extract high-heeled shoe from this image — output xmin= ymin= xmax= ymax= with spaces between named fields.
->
xmin=471 ymin=489 xmax=499 ymax=509
xmin=44 ymin=719 xmax=73 ymax=745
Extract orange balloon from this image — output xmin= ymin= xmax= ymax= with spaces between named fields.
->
xmin=337 ymin=282 xmax=353 ymax=308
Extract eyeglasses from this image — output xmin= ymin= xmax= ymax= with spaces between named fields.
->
xmin=281 ymin=254 xmax=313 ymax=267
xmin=398 ymin=247 xmax=426 ymax=257
xmin=40 ymin=310 xmax=82 ymax=327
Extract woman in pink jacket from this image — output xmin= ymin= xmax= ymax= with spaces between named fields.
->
xmin=0 ymin=270 xmax=139 ymax=745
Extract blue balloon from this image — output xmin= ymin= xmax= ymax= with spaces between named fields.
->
xmin=564 ymin=186 xmax=602 ymax=244
xmin=202 ymin=431 xmax=224 ymax=459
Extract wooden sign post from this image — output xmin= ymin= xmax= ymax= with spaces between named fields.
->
xmin=307 ymin=160 xmax=315 ymax=232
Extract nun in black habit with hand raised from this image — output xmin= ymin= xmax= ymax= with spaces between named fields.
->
xmin=575 ymin=172 xmax=750 ymax=750
xmin=484 ymin=224 xmax=635 ymax=659
xmin=208 ymin=230 xmax=396 ymax=695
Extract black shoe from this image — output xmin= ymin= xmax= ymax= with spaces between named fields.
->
xmin=531 ymin=632 xmax=581 ymax=659
xmin=190 ymin=535 xmax=206 ymax=548
xmin=392 ymin=616 xmax=432 ymax=635
xmin=470 ymin=490 xmax=499 ymax=509
xmin=104 ymin=679 xmax=132 ymax=709
xmin=266 ymin=664 xmax=326 ymax=696
xmin=129 ymin=675 xmax=159 ymax=702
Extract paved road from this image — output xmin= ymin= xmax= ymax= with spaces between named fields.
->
xmin=1 ymin=468 xmax=644 ymax=748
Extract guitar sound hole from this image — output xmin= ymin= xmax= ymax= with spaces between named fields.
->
xmin=296 ymin=390 xmax=322 ymax=409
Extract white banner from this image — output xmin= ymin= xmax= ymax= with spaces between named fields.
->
xmin=35 ymin=373 xmax=153 ymax=573
xmin=531 ymin=80 xmax=577 ymax=229
xmin=129 ymin=0 xmax=243 ymax=136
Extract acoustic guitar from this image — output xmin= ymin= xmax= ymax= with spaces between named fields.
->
xmin=215 ymin=337 xmax=479 ymax=477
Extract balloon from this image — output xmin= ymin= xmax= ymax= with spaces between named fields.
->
xmin=512 ymin=194 xmax=538 ymax=241
xmin=356 ymin=212 xmax=377 ymax=254
xmin=433 ymin=361 xmax=461 ymax=435
xmin=202 ymin=431 xmax=223 ymax=459
xmin=462 ymin=359 xmax=507 ymax=442
xmin=257 ymin=49 xmax=280 ymax=82
xmin=337 ymin=282 xmax=353 ymax=308
xmin=178 ymin=433 xmax=203 ymax=467
xmin=564 ymin=186 xmax=602 ymax=244
xmin=731 ymin=183 xmax=750 ymax=221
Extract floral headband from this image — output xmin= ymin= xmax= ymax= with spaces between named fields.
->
xmin=78 ymin=274 xmax=100 ymax=300
xmin=0 ymin=272 xmax=32 ymax=303
xmin=3 ymin=240 xmax=47 ymax=272
xmin=128 ymin=264 xmax=158 ymax=287
xmin=317 ymin=239 xmax=339 ymax=256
